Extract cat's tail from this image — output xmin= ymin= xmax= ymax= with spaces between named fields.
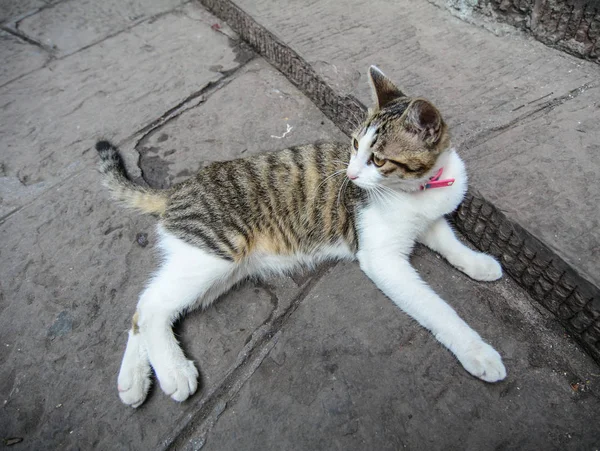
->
xmin=96 ymin=140 xmax=167 ymax=215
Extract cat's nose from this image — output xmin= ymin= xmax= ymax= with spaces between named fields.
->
xmin=347 ymin=171 xmax=358 ymax=180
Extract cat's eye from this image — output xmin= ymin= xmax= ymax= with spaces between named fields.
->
xmin=352 ymin=138 xmax=359 ymax=150
xmin=372 ymin=154 xmax=386 ymax=167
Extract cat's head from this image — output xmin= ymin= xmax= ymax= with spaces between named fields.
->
xmin=347 ymin=66 xmax=450 ymax=191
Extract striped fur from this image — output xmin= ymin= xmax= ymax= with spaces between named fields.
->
xmin=97 ymin=141 xmax=366 ymax=261
xmin=96 ymin=141 xmax=167 ymax=215
xmin=163 ymin=143 xmax=368 ymax=261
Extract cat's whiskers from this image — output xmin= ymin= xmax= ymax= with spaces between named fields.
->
xmin=376 ymin=185 xmax=406 ymax=203
xmin=331 ymin=159 xmax=350 ymax=167
xmin=364 ymin=184 xmax=385 ymax=204
xmin=375 ymin=187 xmax=391 ymax=204
xmin=315 ymin=169 xmax=346 ymax=193
xmin=364 ymin=184 xmax=402 ymax=206
xmin=336 ymin=177 xmax=351 ymax=213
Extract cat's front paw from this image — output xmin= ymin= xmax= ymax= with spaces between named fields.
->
xmin=457 ymin=340 xmax=506 ymax=383
xmin=461 ymin=253 xmax=502 ymax=282
xmin=154 ymin=357 xmax=199 ymax=402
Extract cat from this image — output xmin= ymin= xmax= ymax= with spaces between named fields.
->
xmin=97 ymin=66 xmax=506 ymax=408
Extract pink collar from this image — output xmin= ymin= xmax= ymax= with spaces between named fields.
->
xmin=420 ymin=167 xmax=455 ymax=190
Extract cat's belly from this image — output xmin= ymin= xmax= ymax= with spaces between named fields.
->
xmin=245 ymin=241 xmax=355 ymax=278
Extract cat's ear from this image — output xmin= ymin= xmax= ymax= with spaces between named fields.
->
xmin=404 ymin=99 xmax=444 ymax=145
xmin=368 ymin=66 xmax=405 ymax=109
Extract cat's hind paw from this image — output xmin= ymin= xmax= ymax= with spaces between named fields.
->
xmin=155 ymin=357 xmax=199 ymax=402
xmin=118 ymin=368 xmax=152 ymax=408
xmin=457 ymin=340 xmax=507 ymax=383
xmin=117 ymin=333 xmax=152 ymax=408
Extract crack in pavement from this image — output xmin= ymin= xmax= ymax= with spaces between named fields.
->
xmin=1 ymin=22 xmax=255 ymax=219
xmin=133 ymin=53 xmax=256 ymax=188
xmin=461 ymin=82 xmax=595 ymax=151
xmin=0 ymin=24 xmax=55 ymax=55
xmin=0 ymin=1 xmax=195 ymax=90
xmin=0 ymin=167 xmax=88 ymax=224
xmin=59 ymin=2 xmax=195 ymax=60
xmin=256 ymin=282 xmax=281 ymax=326
xmin=162 ymin=262 xmax=337 ymax=450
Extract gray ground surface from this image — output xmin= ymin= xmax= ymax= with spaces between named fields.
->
xmin=1 ymin=0 xmax=599 ymax=449
xmin=199 ymin=257 xmax=600 ymax=451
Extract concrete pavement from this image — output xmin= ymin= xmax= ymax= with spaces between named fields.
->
xmin=1 ymin=0 xmax=599 ymax=449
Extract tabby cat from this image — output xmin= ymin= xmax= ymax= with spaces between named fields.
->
xmin=98 ymin=66 xmax=506 ymax=408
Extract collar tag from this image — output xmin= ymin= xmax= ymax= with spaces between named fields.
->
xmin=420 ymin=167 xmax=455 ymax=190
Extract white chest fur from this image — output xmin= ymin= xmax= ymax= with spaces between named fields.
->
xmin=357 ymin=149 xmax=468 ymax=255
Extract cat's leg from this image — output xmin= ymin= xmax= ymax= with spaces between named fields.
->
xmin=118 ymin=233 xmax=244 ymax=407
xmin=358 ymin=249 xmax=506 ymax=382
xmin=418 ymin=217 xmax=502 ymax=282
xmin=117 ymin=315 xmax=152 ymax=408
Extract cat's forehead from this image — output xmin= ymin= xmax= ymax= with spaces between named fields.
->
xmin=363 ymin=97 xmax=413 ymax=133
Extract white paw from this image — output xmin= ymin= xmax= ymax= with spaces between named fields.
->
xmin=118 ymin=333 xmax=152 ymax=408
xmin=154 ymin=356 xmax=199 ymax=402
xmin=457 ymin=340 xmax=507 ymax=383
xmin=461 ymin=253 xmax=502 ymax=282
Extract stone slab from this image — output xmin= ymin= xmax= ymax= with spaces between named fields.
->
xmin=0 ymin=0 xmax=45 ymax=24
xmin=0 ymin=3 xmax=240 ymax=219
xmin=0 ymin=29 xmax=48 ymax=90
xmin=17 ymin=0 xmax=187 ymax=57
xmin=466 ymin=84 xmax=600 ymax=287
xmin=0 ymin=54 xmax=352 ymax=448
xmin=228 ymin=0 xmax=600 ymax=296
xmin=199 ymin=250 xmax=600 ymax=451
